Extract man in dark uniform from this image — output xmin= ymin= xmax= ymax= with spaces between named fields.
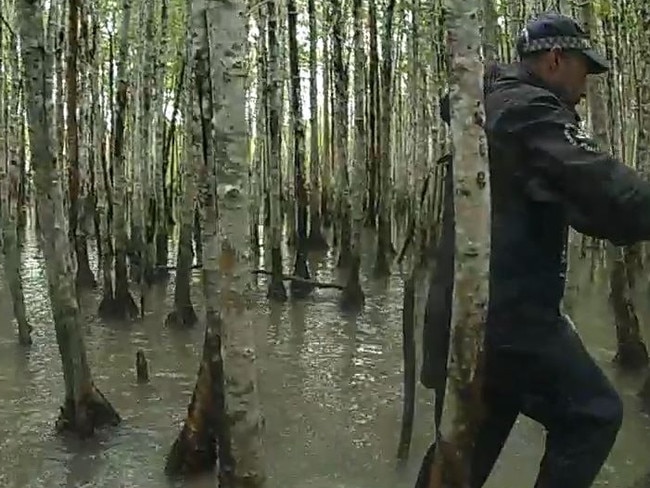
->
xmin=417 ymin=12 xmax=650 ymax=488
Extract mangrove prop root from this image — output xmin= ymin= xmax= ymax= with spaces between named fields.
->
xmin=165 ymin=325 xmax=225 ymax=478
xmin=136 ymin=349 xmax=149 ymax=384
xmin=55 ymin=386 xmax=121 ymax=438
xmin=165 ymin=306 xmax=198 ymax=329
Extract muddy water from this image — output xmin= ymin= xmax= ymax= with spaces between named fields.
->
xmin=1 ymin=224 xmax=650 ymax=487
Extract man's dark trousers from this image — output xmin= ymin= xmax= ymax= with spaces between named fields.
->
xmin=416 ymin=313 xmax=623 ymax=488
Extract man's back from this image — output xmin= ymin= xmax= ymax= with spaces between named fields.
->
xmin=483 ymin=63 xmax=650 ymax=333
xmin=483 ymin=65 xmax=573 ymax=327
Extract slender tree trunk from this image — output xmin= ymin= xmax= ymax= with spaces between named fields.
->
xmin=373 ymin=0 xmax=396 ymax=277
xmin=107 ymin=0 xmax=139 ymax=320
xmin=365 ymin=0 xmax=380 ymax=229
xmin=17 ymin=0 xmax=120 ymax=437
xmin=207 ymin=0 xmax=266 ymax=478
xmin=287 ymin=0 xmax=312 ymax=298
xmin=250 ymin=3 xmax=266 ymax=253
xmin=340 ymin=0 xmax=365 ymax=312
xmin=331 ymin=0 xmax=351 ymax=270
xmin=321 ymin=4 xmax=332 ymax=228
xmin=0 ymin=22 xmax=32 ymax=346
xmin=582 ymin=2 xmax=649 ymax=371
xmin=307 ymin=0 xmax=327 ymax=250
xmin=166 ymin=35 xmax=198 ymax=329
xmin=266 ymin=0 xmax=288 ymax=302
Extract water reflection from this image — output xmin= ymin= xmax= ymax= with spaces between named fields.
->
xmin=1 ymin=225 xmax=650 ymax=487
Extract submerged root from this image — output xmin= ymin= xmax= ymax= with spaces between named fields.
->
xmin=337 ymin=246 xmax=351 ymax=269
xmin=165 ymin=305 xmax=198 ymax=329
xmin=638 ymin=374 xmax=650 ymax=411
xmin=113 ymin=292 xmax=140 ymax=320
xmin=336 ymin=224 xmax=351 ymax=269
xmin=340 ymin=256 xmax=364 ymax=313
xmin=165 ymin=418 xmax=217 ymax=479
xmin=98 ymin=294 xmax=118 ymax=320
xmin=286 ymin=230 xmax=297 ymax=249
xmin=614 ymin=340 xmax=649 ymax=371
xmin=98 ymin=292 xmax=139 ymax=321
xmin=290 ymin=250 xmax=313 ymax=299
xmin=151 ymin=267 xmax=170 ymax=283
xmin=267 ymin=247 xmax=288 ymax=302
xmin=373 ymin=250 xmax=391 ymax=278
xmin=165 ymin=325 xmax=225 ymax=478
xmin=267 ymin=278 xmax=288 ymax=302
xmin=18 ymin=324 xmax=33 ymax=346
xmin=75 ymin=264 xmax=97 ymax=289
xmin=307 ymin=227 xmax=328 ymax=251
xmin=55 ymin=385 xmax=121 ymax=438
xmin=136 ymin=349 xmax=150 ymax=384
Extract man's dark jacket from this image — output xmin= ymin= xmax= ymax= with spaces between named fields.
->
xmin=421 ymin=63 xmax=650 ymax=390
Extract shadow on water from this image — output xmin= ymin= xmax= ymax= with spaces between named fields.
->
xmin=1 ymin=226 xmax=650 ymax=487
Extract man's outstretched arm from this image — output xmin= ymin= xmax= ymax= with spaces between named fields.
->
xmin=494 ymin=92 xmax=650 ymax=245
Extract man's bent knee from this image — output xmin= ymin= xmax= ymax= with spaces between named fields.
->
xmin=535 ymin=383 xmax=623 ymax=488
xmin=594 ymin=386 xmax=623 ymax=443
xmin=580 ymin=373 xmax=623 ymax=427
xmin=568 ymin=380 xmax=623 ymax=460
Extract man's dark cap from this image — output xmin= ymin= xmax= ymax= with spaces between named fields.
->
xmin=516 ymin=12 xmax=609 ymax=74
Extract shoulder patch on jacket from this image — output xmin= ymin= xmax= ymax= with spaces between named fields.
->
xmin=563 ymin=123 xmax=599 ymax=153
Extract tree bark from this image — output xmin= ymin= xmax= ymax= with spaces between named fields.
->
xmin=306 ymin=0 xmax=328 ymax=250
xmin=166 ymin=35 xmax=198 ymax=330
xmin=17 ymin=0 xmax=120 ymax=438
xmin=265 ymin=0 xmax=287 ymax=302
xmin=428 ymin=0 xmax=490 ymax=484
xmin=287 ymin=0 xmax=313 ymax=299
xmin=340 ymin=0 xmax=366 ymax=312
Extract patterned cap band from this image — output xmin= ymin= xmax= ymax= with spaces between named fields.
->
xmin=519 ymin=35 xmax=592 ymax=53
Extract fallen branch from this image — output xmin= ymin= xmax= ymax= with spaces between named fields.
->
xmin=154 ymin=265 xmax=345 ymax=290
xmin=251 ymin=269 xmax=344 ymax=290
xmin=156 ymin=264 xmax=203 ymax=270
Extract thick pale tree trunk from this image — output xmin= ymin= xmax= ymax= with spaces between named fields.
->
xmin=17 ymin=0 xmax=120 ymax=438
xmin=428 ymin=0 xmax=490 ymax=484
xmin=166 ymin=0 xmax=229 ymax=475
xmin=207 ymin=0 xmax=266 ymax=478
